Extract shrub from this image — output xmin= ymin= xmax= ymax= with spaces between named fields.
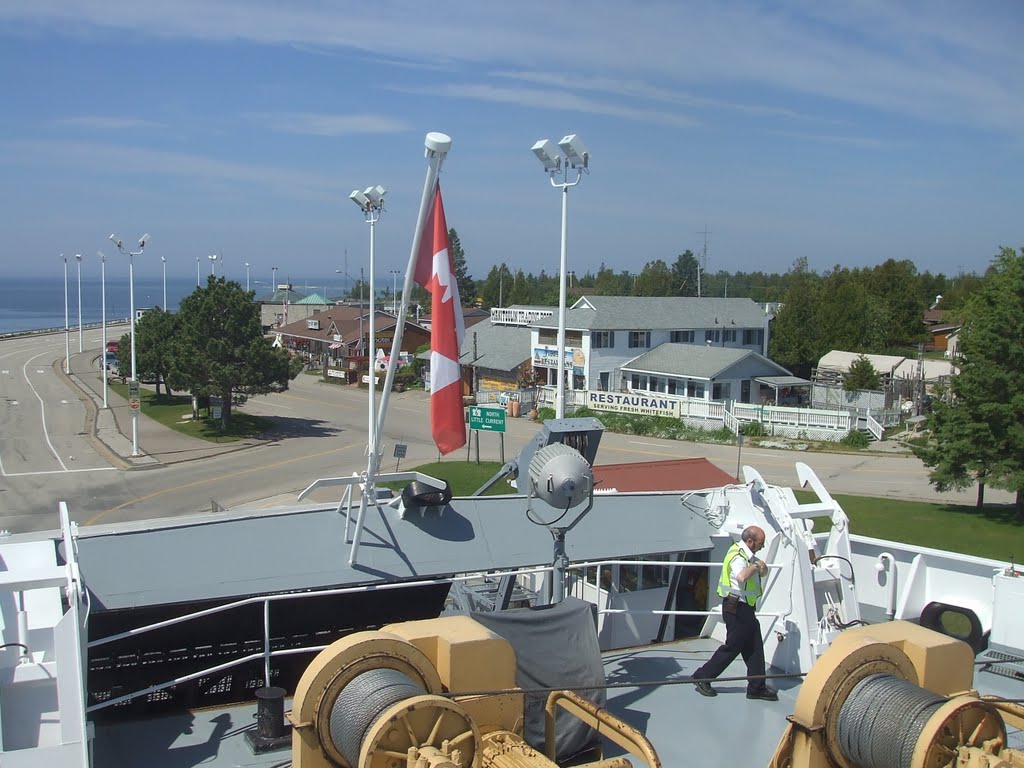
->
xmin=742 ymin=421 xmax=767 ymax=437
xmin=840 ymin=430 xmax=870 ymax=449
xmin=536 ymin=406 xmax=556 ymax=421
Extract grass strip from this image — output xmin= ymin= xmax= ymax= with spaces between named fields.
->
xmin=108 ymin=382 xmax=272 ymax=442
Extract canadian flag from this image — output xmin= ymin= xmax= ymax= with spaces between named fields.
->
xmin=414 ymin=183 xmax=466 ymax=455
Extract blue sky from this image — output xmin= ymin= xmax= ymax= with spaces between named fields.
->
xmin=1 ymin=1 xmax=1021 ymax=290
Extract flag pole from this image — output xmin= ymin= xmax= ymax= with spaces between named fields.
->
xmin=373 ymin=132 xmax=451 ymax=449
xmin=348 ymin=132 xmax=450 ymax=566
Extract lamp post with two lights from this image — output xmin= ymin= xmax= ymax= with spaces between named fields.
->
xmin=109 ymin=231 xmax=151 ymax=456
xmin=531 ymin=133 xmax=590 ymax=418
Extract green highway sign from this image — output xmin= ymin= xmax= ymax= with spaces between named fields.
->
xmin=468 ymin=405 xmax=506 ymax=433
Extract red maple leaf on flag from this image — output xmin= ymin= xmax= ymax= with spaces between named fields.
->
xmin=414 ymin=183 xmax=466 ymax=455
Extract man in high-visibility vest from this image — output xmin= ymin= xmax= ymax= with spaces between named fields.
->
xmin=691 ymin=525 xmax=778 ymax=700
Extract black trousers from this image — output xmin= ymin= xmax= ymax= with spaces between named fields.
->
xmin=693 ymin=598 xmax=767 ymax=693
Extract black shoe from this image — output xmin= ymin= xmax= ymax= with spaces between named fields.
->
xmin=746 ymin=687 xmax=778 ymax=701
xmin=694 ymin=680 xmax=717 ymax=697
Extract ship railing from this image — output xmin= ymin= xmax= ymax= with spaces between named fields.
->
xmin=85 ymin=564 xmax=554 ymax=713
xmin=565 ymin=558 xmax=784 ymax=621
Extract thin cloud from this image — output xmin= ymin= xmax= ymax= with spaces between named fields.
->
xmin=493 ymin=70 xmax=806 ymax=121
xmin=392 ymin=83 xmax=700 ymax=128
xmin=771 ymin=129 xmax=890 ymax=150
xmin=55 ymin=116 xmax=163 ymax=130
xmin=245 ymin=112 xmax=410 ymax=137
xmin=2 ymin=1 xmax=1022 ymax=133
xmin=0 ymin=138 xmax=339 ymax=200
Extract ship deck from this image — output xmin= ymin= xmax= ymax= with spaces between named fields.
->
xmin=90 ymin=635 xmax=1024 ymax=768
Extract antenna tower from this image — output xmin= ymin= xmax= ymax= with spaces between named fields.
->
xmin=695 ymin=225 xmax=711 ymax=298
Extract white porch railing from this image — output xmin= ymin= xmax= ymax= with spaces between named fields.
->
xmin=724 ymin=409 xmax=739 ymax=435
xmin=865 ymin=412 xmax=884 ymax=441
xmin=733 ymin=402 xmax=851 ymax=431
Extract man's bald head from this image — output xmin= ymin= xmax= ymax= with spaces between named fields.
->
xmin=742 ymin=526 xmax=766 ymax=551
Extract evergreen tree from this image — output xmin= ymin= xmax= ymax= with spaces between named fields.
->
xmin=672 ymin=250 xmax=700 ymax=296
xmin=448 ymin=228 xmax=476 ymax=305
xmin=843 ymin=355 xmax=880 ymax=391
xmin=168 ymin=276 xmax=300 ymax=429
xmin=133 ymin=309 xmax=181 ymax=396
xmin=768 ymin=258 xmax=825 ymax=376
xmin=915 ymin=247 xmax=1024 ymax=519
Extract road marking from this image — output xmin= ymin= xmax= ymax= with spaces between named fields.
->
xmin=278 ymin=391 xmax=359 ymax=411
xmin=86 ymin=441 xmax=363 ymax=525
xmin=21 ymin=351 xmax=68 ymax=472
xmin=3 ymin=467 xmax=118 ymax=477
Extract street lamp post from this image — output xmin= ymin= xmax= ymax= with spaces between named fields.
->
xmin=272 ymin=266 xmax=278 ymax=289
xmin=209 ymin=253 xmax=218 ymax=275
xmin=75 ymin=253 xmax=83 ymax=353
xmin=98 ymin=250 xmax=108 ymax=409
xmin=161 ymin=255 xmax=167 ymax=310
xmin=110 ymin=232 xmax=151 ymax=457
xmin=349 ymin=184 xmax=386 ymax=480
xmin=531 ymin=134 xmax=590 ymax=418
xmin=196 ymin=255 xmax=200 ymax=287
xmin=245 ymin=262 xmax=251 ymax=292
xmin=63 ymin=254 xmax=70 ymax=373
xmin=389 ymin=269 xmax=400 ymax=314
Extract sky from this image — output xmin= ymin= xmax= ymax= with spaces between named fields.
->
xmin=1 ymin=1 xmax=1021 ymax=292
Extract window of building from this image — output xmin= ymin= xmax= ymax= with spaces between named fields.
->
xmin=743 ymin=329 xmax=764 ymax=345
xmin=592 ymin=330 xmax=615 ymax=348
xmin=723 ymin=329 xmax=736 ymax=343
xmin=712 ymin=382 xmax=732 ymax=400
xmin=629 ymin=331 xmax=651 ymax=348
xmin=667 ymin=379 xmax=678 ymax=395
xmin=670 ymin=330 xmax=694 ymax=343
xmin=686 ymin=381 xmax=705 ymax=398
xmin=618 ymin=563 xmax=638 ymax=593
xmin=648 ymin=376 xmax=662 ymax=392
xmin=705 ymin=329 xmax=720 ymax=343
xmin=630 ymin=373 xmax=643 ymax=389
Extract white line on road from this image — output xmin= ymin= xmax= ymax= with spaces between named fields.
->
xmin=3 ymin=467 xmax=118 ymax=477
xmin=22 ymin=351 xmax=69 ymax=472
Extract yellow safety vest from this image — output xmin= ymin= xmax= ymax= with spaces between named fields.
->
xmin=716 ymin=542 xmax=763 ymax=607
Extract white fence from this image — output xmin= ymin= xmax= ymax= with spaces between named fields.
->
xmin=734 ymin=402 xmax=851 ymax=431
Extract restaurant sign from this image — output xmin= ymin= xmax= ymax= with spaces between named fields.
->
xmin=586 ymin=390 xmax=681 ymax=418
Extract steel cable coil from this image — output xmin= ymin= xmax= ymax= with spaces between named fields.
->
xmin=836 ymin=674 xmax=946 ymax=768
xmin=328 ymin=667 xmax=426 ymax=766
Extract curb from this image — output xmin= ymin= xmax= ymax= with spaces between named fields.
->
xmin=53 ymin=357 xmax=132 ymax=471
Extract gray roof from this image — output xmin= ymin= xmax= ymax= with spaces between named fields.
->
xmin=622 ymin=343 xmax=789 ymax=380
xmin=534 ymin=296 xmax=767 ymax=331
xmin=460 ymin=321 xmax=531 ymax=372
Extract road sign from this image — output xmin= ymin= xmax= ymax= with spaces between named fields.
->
xmin=468 ymin=405 xmax=506 ymax=433
xmin=393 ymin=443 xmax=407 ymax=459
xmin=129 ymin=380 xmax=140 ymax=411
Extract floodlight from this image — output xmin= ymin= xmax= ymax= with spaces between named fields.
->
xmin=109 ymin=233 xmax=123 ymax=249
xmin=97 ymin=250 xmax=105 ymax=261
xmin=350 ymin=189 xmax=370 ymax=208
xmin=75 ymin=253 xmax=82 ymax=262
xmin=138 ymin=233 xmax=151 ymax=248
xmin=558 ymin=134 xmax=589 ymax=169
xmin=364 ymin=185 xmax=387 ymax=205
xmin=532 ymin=139 xmax=562 ymax=172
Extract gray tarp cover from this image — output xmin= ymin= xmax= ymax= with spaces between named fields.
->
xmin=470 ymin=597 xmax=605 ymax=760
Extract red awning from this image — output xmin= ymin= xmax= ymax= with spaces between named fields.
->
xmin=328 ymin=342 xmax=342 ymax=349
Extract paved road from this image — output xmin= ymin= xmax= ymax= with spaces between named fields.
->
xmin=0 ymin=331 xmax=1005 ymax=535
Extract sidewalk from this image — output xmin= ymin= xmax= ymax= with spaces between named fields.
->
xmin=62 ymin=351 xmax=265 ymax=469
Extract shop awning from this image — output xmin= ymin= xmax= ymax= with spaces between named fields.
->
xmin=328 ymin=342 xmax=343 ymax=349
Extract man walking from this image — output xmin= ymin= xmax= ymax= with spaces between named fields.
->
xmin=692 ymin=525 xmax=778 ymax=700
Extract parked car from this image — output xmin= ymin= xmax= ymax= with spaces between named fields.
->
xmin=105 ymin=340 xmax=119 ymax=352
